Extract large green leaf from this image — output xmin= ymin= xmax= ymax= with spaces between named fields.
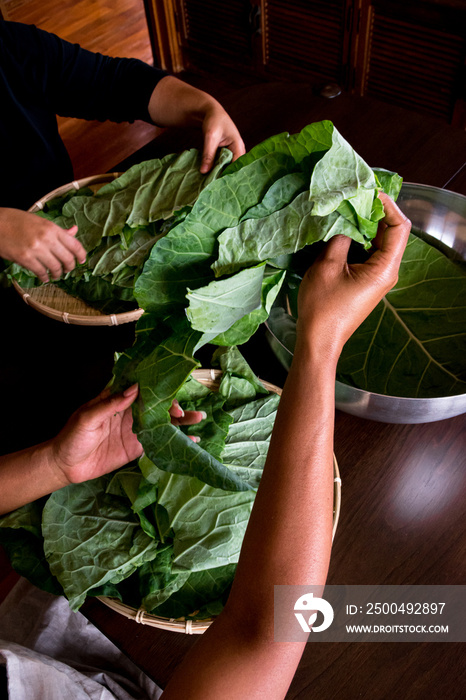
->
xmin=211 ymin=268 xmax=286 ymax=346
xmin=0 ymin=501 xmax=62 ymax=595
xmin=62 ymin=149 xmax=231 ymax=245
xmin=131 ymin=318 xmax=251 ymax=492
xmin=42 ymin=478 xmax=161 ymax=610
xmin=279 ymin=233 xmax=466 ymax=398
xmin=152 ymin=564 xmax=236 ymax=619
xmin=138 ymin=457 xmax=256 ymax=571
xmin=308 ymin=126 xmax=377 ymax=217
xmin=222 ymin=120 xmax=334 ymax=175
xmin=186 ymin=263 xmax=266 ymax=335
xmin=337 ymin=233 xmax=466 ymax=397
xmin=212 ymin=191 xmax=368 ymax=277
xmin=133 ymin=151 xmax=296 ymax=314
xmin=222 ymin=394 xmax=280 ymax=489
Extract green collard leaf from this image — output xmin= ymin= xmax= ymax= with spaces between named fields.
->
xmin=0 ymin=527 xmax=63 ymax=596
xmin=133 ymin=151 xmax=295 ymax=315
xmin=337 ymin=233 xmax=466 ymax=398
xmin=222 ymin=120 xmax=335 ymax=175
xmin=212 ymin=345 xmax=268 ymax=398
xmin=240 ymin=171 xmax=308 ymax=221
xmin=373 ymin=168 xmax=403 ymax=200
xmin=213 ymin=190 xmax=367 ymax=277
xmin=138 ymin=457 xmax=256 ymax=571
xmin=42 ymin=478 xmax=160 ymax=610
xmin=175 ymin=374 xmax=212 ymax=403
xmin=138 ymin=547 xmax=191 ymax=612
xmin=111 ymin=313 xmax=172 ymax=394
xmin=90 ymin=229 xmax=160 ymax=278
xmin=0 ymin=500 xmax=43 ymax=538
xmin=308 ymin=126 xmax=377 ymax=218
xmin=181 ymin=392 xmax=233 ymax=462
xmin=211 ymin=268 xmax=286 ymax=346
xmin=63 ymin=150 xmax=230 ymax=247
xmin=152 ymin=564 xmax=236 ymax=619
xmin=278 ymin=233 xmax=466 ymax=399
xmin=0 ymin=500 xmax=62 ymax=595
xmin=222 ymin=393 xmax=280 ymax=489
xmin=186 ymin=263 xmax=266 ymax=335
xmin=134 ymin=320 xmax=250 ymax=492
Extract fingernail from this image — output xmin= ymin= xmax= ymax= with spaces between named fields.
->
xmin=191 ymin=435 xmax=200 ymax=443
xmin=173 ymin=400 xmax=184 ymax=417
xmin=199 ymin=411 xmax=207 ymax=420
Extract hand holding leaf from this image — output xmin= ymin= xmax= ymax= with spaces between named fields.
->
xmin=296 ymin=193 xmax=411 ymax=359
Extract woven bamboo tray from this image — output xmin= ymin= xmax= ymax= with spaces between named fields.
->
xmin=12 ymin=173 xmax=144 ymax=326
xmin=99 ymin=369 xmax=342 ymax=634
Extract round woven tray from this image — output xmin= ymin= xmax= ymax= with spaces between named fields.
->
xmin=99 ymin=369 xmax=342 ymax=634
xmin=13 ymin=173 xmax=144 ymax=326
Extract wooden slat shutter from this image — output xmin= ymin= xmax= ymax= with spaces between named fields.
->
xmin=362 ymin=8 xmax=466 ymax=122
xmin=178 ymin=0 xmax=254 ymax=69
xmin=264 ymin=0 xmax=350 ymax=85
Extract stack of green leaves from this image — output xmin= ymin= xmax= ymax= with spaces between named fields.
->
xmin=1 ymin=120 xmax=402 ymax=615
xmin=6 ymin=148 xmax=232 ymax=313
xmin=0 ymin=348 xmax=279 ymax=616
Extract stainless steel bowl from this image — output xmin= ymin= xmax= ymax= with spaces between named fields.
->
xmin=266 ymin=183 xmax=466 ymax=424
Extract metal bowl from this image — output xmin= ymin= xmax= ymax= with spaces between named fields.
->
xmin=266 ymin=183 xmax=466 ymax=424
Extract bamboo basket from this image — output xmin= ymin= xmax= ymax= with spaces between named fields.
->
xmin=99 ymin=369 xmax=342 ymax=634
xmin=12 ymin=173 xmax=144 ymax=326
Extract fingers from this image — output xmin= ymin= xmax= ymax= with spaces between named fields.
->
xmin=78 ymin=384 xmax=139 ymax=428
xmin=200 ymin=132 xmax=218 ymax=173
xmin=230 ymin=137 xmax=246 ymax=162
xmin=372 ymin=193 xmax=411 ymax=269
xmin=321 ymin=234 xmax=352 ymax=263
xmin=169 ymin=400 xmax=206 ymax=446
xmin=18 ymin=222 xmax=86 ymax=282
xmin=200 ymin=112 xmax=245 ymax=172
xmin=169 ymin=399 xmax=185 ymax=419
xmin=177 ymin=410 xmax=207 ymax=426
xmin=63 ymin=225 xmax=87 ymax=265
xmin=169 ymin=400 xmax=207 ymax=426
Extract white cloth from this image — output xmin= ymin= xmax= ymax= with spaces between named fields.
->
xmin=0 ymin=579 xmax=163 ymax=699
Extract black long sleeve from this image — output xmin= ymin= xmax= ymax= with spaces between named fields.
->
xmin=0 ymin=20 xmax=167 ymax=209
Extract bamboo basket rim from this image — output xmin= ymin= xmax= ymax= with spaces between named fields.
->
xmin=99 ymin=369 xmax=342 ymax=634
xmin=13 ymin=173 xmax=144 ymax=326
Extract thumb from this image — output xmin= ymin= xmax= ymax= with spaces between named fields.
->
xmin=65 ymin=224 xmax=79 ymax=236
xmin=321 ymin=234 xmax=352 ymax=263
xmin=80 ymin=384 xmax=139 ymax=428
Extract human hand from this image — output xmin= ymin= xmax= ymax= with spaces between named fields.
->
xmin=51 ymin=385 xmax=143 ymax=486
xmin=199 ymin=102 xmax=246 ymax=173
xmin=0 ymin=207 xmax=86 ymax=282
xmin=148 ymin=76 xmax=245 ymax=173
xmin=296 ymin=192 xmax=411 ymax=360
xmin=169 ymin=399 xmax=207 ymax=443
xmin=51 ymin=387 xmax=206 ymax=487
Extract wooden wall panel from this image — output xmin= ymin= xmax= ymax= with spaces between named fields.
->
xmin=265 ymin=0 xmax=350 ymax=84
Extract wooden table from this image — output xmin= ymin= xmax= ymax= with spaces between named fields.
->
xmin=22 ymin=83 xmax=466 ymax=698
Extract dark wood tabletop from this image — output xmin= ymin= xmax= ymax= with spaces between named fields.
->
xmin=20 ymin=83 xmax=466 ymax=698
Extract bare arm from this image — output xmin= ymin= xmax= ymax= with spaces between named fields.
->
xmin=0 ymin=389 xmax=204 ymax=515
xmin=161 ymin=193 xmax=411 ymax=700
xmin=148 ymin=75 xmax=245 ymax=172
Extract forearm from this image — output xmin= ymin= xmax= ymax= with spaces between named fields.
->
xmin=230 ymin=347 xmax=336 ymax=606
xmin=0 ymin=441 xmax=68 ymax=515
xmin=162 ymin=342 xmax=337 ymax=700
xmin=148 ymin=75 xmax=218 ymax=128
